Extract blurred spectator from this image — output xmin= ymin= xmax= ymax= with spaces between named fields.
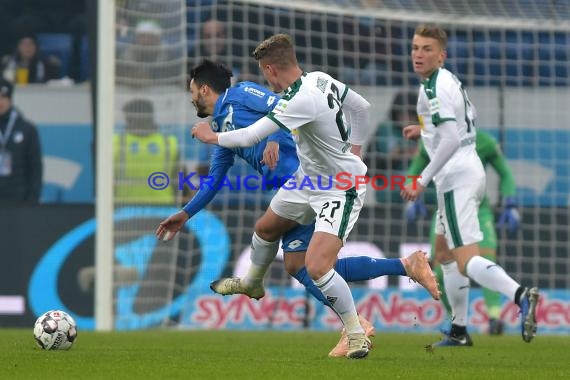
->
xmin=0 ymin=78 xmax=42 ymax=204
xmin=116 ymin=20 xmax=183 ymax=86
xmin=336 ymin=19 xmax=389 ymax=86
xmin=2 ymin=0 xmax=85 ymax=80
xmin=195 ymin=18 xmax=260 ymax=83
xmin=1 ymin=34 xmax=60 ymax=84
xmin=113 ymin=98 xmax=179 ymax=205
xmin=200 ymin=19 xmax=227 ymax=59
xmin=366 ymin=90 xmax=418 ymax=202
xmin=360 ymin=22 xmax=390 ymax=86
xmin=368 ymin=90 xmax=418 ymax=171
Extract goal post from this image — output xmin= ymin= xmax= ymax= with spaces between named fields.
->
xmin=96 ymin=0 xmax=188 ymax=330
xmin=95 ymin=0 xmax=116 ymax=332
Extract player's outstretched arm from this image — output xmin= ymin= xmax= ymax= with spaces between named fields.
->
xmin=193 ymin=117 xmax=279 ymax=148
xmin=155 ymin=210 xmax=190 ymax=241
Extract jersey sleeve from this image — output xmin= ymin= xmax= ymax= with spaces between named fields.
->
xmin=182 ymin=146 xmax=235 ymax=217
xmin=217 ymin=117 xmax=280 ymax=147
xmin=424 ymin=75 xmax=457 ymax=126
xmin=341 ymin=85 xmax=370 ymax=145
xmin=267 ymin=129 xmax=289 ymax=144
xmin=417 ymin=120 xmax=461 ymax=187
xmin=266 ymin=93 xmax=316 ymax=133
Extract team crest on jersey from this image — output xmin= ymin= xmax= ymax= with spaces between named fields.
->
xmin=316 ymin=77 xmax=328 ymax=93
xmin=211 ymin=120 xmax=220 ymax=132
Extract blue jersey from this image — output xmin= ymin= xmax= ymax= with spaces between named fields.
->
xmin=183 ymin=82 xmax=299 ymax=217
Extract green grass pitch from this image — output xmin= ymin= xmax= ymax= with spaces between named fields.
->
xmin=3 ymin=329 xmax=569 ymax=379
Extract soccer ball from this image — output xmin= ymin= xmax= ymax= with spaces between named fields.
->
xmin=33 ymin=310 xmax=78 ymax=350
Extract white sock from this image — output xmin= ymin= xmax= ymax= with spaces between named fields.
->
xmin=244 ymin=232 xmax=279 ymax=287
xmin=314 ymin=269 xmax=363 ymax=334
xmin=441 ymin=261 xmax=470 ymax=326
xmin=465 ymin=255 xmax=520 ymax=301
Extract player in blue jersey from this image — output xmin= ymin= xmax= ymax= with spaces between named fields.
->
xmin=156 ymin=59 xmax=438 ymax=357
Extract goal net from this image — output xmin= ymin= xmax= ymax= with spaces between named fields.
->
xmin=106 ymin=0 xmax=570 ymax=331
xmin=111 ymin=0 xmax=190 ymax=329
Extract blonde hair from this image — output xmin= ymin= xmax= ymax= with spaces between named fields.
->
xmin=252 ymin=34 xmax=298 ymax=69
xmin=414 ymin=24 xmax=448 ymax=50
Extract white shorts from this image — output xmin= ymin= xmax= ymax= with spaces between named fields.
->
xmin=270 ymin=181 xmax=366 ymax=243
xmin=435 ymin=181 xmax=484 ymax=250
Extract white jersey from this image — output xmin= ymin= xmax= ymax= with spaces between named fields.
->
xmin=267 ymin=71 xmax=367 ymax=186
xmin=418 ymin=67 xmax=485 ymax=192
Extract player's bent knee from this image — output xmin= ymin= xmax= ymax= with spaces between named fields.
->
xmin=283 ymin=252 xmax=306 ymax=275
xmin=254 ymin=220 xmax=281 ymax=241
xmin=305 ymin=264 xmax=324 ymax=281
xmin=254 ymin=211 xmax=296 ymax=241
xmin=453 ymin=243 xmax=480 ymax=274
xmin=435 ymin=249 xmax=454 ymax=263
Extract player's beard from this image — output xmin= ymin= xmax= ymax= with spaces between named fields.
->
xmin=193 ymin=95 xmax=209 ymax=118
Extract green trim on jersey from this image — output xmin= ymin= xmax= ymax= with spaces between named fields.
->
xmin=423 ymin=69 xmax=456 ymax=126
xmin=282 ymin=77 xmax=303 ymax=101
xmin=266 ymin=113 xmax=290 ymax=133
xmin=340 ymin=84 xmax=349 ymax=102
xmin=267 ymin=75 xmax=304 ymax=132
xmin=429 ymin=203 xmax=497 ymax=251
xmin=338 ymin=187 xmax=357 ymax=240
xmin=444 ymin=190 xmax=463 ymax=247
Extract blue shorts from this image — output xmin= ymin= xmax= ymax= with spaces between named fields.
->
xmin=281 ymin=223 xmax=314 ymax=253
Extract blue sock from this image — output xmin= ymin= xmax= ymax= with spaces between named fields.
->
xmin=292 ymin=257 xmax=406 ymax=307
xmin=335 ymin=256 xmax=406 ymax=281
xmin=292 ymin=267 xmax=331 ymax=307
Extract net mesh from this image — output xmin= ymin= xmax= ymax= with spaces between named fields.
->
xmin=112 ymin=0 xmax=189 ymax=328
xmin=110 ymin=0 xmax=570 ymax=328
xmin=185 ymin=0 xmax=569 ymax=288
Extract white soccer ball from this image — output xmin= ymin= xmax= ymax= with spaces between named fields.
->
xmin=33 ymin=310 xmax=78 ymax=350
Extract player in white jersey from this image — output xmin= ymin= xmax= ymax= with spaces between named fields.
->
xmin=401 ymin=23 xmax=539 ymax=347
xmin=192 ymin=34 xmax=373 ymax=359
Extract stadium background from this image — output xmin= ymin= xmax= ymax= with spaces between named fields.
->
xmin=0 ymin=0 xmax=569 ymax=336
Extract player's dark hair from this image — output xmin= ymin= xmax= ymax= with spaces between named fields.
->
xmin=189 ymin=59 xmax=233 ymax=93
